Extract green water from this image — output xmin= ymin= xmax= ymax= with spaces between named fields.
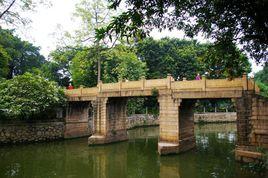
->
xmin=0 ymin=123 xmax=265 ymax=178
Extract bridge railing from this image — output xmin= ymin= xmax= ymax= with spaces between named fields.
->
xmin=65 ymin=74 xmax=260 ymax=98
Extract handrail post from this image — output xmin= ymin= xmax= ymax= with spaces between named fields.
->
xmin=118 ymin=78 xmax=122 ymax=91
xmin=79 ymin=85 xmax=84 ymax=96
xmin=242 ymin=73 xmax=248 ymax=90
xmin=202 ymin=75 xmax=206 ymax=91
xmin=98 ymin=80 xmax=102 ymax=93
xmin=141 ymin=76 xmax=145 ymax=90
xmin=167 ymin=74 xmax=172 ymax=89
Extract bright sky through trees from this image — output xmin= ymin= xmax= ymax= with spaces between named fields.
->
xmin=0 ymin=0 xmax=263 ymax=74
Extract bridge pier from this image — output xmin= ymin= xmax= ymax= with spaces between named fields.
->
xmin=65 ymin=101 xmax=91 ymax=138
xmin=235 ymin=92 xmax=268 ymax=162
xmin=88 ymin=97 xmax=128 ymax=145
xmin=158 ymin=96 xmax=195 ymax=155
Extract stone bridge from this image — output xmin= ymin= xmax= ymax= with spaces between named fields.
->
xmin=65 ymin=74 xmax=268 ymax=160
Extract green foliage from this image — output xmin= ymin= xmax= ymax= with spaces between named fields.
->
xmin=255 ymin=63 xmax=268 ymax=84
xmin=127 ymin=98 xmax=146 ymax=115
xmin=101 ymin=45 xmax=146 ymax=83
xmin=136 ymin=38 xmax=250 ymax=80
xmin=256 ymin=82 xmax=268 ymax=97
xmin=200 ymin=41 xmax=251 ymax=79
xmin=0 ymin=45 xmax=10 ymax=78
xmin=41 ymin=47 xmax=78 ymax=86
xmin=195 ymin=99 xmax=235 ymax=113
xmin=70 ymin=46 xmax=99 ymax=87
xmin=0 ymin=73 xmax=66 ymax=120
xmin=151 ymin=88 xmax=159 ymax=97
xmin=255 ymin=63 xmax=268 ymax=97
xmin=137 ymin=38 xmax=203 ymax=80
xmin=242 ymin=148 xmax=268 ymax=173
xmin=70 ymin=44 xmax=147 ymax=87
xmin=0 ymin=27 xmax=45 ymax=79
xmin=72 ymin=0 xmax=111 ymax=44
xmin=127 ymin=97 xmax=159 ymax=116
xmin=100 ymin=0 xmax=267 ymax=63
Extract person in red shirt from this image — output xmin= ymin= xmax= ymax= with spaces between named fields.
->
xmin=67 ymin=83 xmax=74 ymax=90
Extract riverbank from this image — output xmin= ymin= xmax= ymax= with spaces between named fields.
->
xmin=0 ymin=120 xmax=64 ymax=144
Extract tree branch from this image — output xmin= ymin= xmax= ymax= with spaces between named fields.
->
xmin=0 ymin=0 xmax=17 ymax=19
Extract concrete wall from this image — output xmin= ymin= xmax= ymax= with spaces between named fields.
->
xmin=0 ymin=120 xmax=64 ymax=144
xmin=194 ymin=112 xmax=237 ymax=123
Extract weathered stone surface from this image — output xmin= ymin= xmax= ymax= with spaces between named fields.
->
xmin=158 ymin=142 xmax=179 ymax=155
xmin=127 ymin=114 xmax=158 ymax=129
xmin=88 ymin=97 xmax=129 ymax=145
xmin=65 ymin=75 xmax=267 ymax=161
xmin=234 ymin=92 xmax=268 ymax=162
xmin=194 ymin=112 xmax=237 ymax=123
xmin=64 ymin=101 xmax=92 ymax=138
xmin=0 ymin=120 xmax=64 ymax=144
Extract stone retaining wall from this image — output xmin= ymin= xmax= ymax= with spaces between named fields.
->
xmin=126 ymin=113 xmax=237 ymax=129
xmin=127 ymin=114 xmax=158 ymax=129
xmin=0 ymin=120 xmax=64 ymax=144
xmin=194 ymin=112 xmax=237 ymax=123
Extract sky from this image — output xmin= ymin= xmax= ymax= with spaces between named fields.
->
xmin=7 ymin=0 xmax=263 ymax=74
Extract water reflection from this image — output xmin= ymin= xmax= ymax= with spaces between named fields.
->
xmin=0 ymin=123 xmax=265 ymax=178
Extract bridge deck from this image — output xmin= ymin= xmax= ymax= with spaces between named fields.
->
xmin=65 ymin=74 xmax=259 ymax=101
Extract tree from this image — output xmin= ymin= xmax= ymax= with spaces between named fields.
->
xmin=73 ymin=0 xmax=111 ymax=44
xmin=200 ymin=41 xmax=251 ymax=79
xmin=136 ymin=38 xmax=202 ymax=80
xmin=63 ymin=0 xmax=117 ymax=83
xmin=136 ymin=37 xmax=249 ymax=114
xmin=41 ymin=47 xmax=79 ymax=86
xmin=0 ymin=45 xmax=10 ymax=78
xmin=255 ymin=63 xmax=268 ymax=97
xmin=102 ymin=45 xmax=147 ymax=82
xmin=70 ymin=44 xmax=147 ymax=87
xmin=0 ymin=0 xmax=50 ymax=26
xmin=97 ymin=0 xmax=268 ymax=63
xmin=136 ymin=38 xmax=251 ymax=79
xmin=0 ymin=27 xmax=45 ymax=79
xmin=70 ymin=46 xmax=99 ymax=87
xmin=255 ymin=63 xmax=268 ymax=85
xmin=0 ymin=73 xmax=66 ymax=119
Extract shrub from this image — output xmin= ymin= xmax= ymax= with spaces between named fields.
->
xmin=0 ymin=73 xmax=66 ymax=119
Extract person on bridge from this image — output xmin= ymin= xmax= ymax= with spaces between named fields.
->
xmin=195 ymin=73 xmax=201 ymax=80
xmin=67 ymin=83 xmax=74 ymax=90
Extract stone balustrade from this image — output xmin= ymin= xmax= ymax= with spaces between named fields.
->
xmin=65 ymin=74 xmax=260 ymax=100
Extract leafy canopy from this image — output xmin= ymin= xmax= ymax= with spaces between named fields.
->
xmin=136 ymin=38 xmax=251 ymax=79
xmin=97 ymin=0 xmax=268 ymax=63
xmin=0 ymin=73 xmax=66 ymax=119
xmin=255 ymin=63 xmax=268 ymax=97
xmin=70 ymin=44 xmax=147 ymax=87
xmin=41 ymin=47 xmax=79 ymax=86
xmin=0 ymin=44 xmax=10 ymax=78
xmin=0 ymin=27 xmax=45 ymax=79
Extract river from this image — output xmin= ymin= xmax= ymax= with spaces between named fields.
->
xmin=0 ymin=123 xmax=264 ymax=178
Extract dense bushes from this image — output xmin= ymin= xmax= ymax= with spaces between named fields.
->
xmin=0 ymin=73 xmax=66 ymax=120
